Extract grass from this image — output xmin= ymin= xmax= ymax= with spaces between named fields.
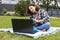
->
xmin=0 ymin=16 xmax=60 ymax=40
xmin=50 ymin=18 xmax=60 ymax=27
xmin=0 ymin=16 xmax=29 ymax=28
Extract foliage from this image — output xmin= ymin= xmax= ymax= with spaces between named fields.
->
xmin=2 ymin=8 xmax=7 ymax=15
xmin=40 ymin=0 xmax=58 ymax=10
xmin=15 ymin=0 xmax=30 ymax=16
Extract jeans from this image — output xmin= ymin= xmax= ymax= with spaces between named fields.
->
xmin=33 ymin=22 xmax=50 ymax=32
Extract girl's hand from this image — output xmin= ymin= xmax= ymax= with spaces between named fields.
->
xmin=33 ymin=19 xmax=39 ymax=23
xmin=33 ymin=19 xmax=44 ymax=23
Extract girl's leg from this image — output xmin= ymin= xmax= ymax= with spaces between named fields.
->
xmin=37 ymin=22 xmax=50 ymax=31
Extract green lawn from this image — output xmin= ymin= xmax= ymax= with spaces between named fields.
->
xmin=0 ymin=16 xmax=60 ymax=40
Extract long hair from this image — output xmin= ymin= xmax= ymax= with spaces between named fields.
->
xmin=27 ymin=4 xmax=40 ymax=15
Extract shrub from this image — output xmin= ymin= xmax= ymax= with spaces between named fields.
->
xmin=2 ymin=8 xmax=7 ymax=15
xmin=15 ymin=0 xmax=30 ymax=16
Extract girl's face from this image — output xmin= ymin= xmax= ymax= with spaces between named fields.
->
xmin=29 ymin=6 xmax=36 ymax=13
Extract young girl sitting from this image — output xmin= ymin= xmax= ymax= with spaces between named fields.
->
xmin=27 ymin=4 xmax=50 ymax=32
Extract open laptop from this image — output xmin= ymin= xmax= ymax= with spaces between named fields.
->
xmin=11 ymin=19 xmax=35 ymax=34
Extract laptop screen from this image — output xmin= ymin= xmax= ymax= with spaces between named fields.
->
xmin=12 ymin=19 xmax=34 ymax=34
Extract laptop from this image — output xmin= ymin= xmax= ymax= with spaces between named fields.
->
xmin=11 ymin=19 xmax=35 ymax=34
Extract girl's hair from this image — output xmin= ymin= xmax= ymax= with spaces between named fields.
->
xmin=27 ymin=4 xmax=40 ymax=15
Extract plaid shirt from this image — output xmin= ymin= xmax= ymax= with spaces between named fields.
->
xmin=30 ymin=9 xmax=50 ymax=26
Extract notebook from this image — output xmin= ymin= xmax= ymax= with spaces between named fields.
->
xmin=11 ymin=19 xmax=35 ymax=34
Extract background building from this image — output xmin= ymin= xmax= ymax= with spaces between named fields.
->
xmin=0 ymin=0 xmax=19 ymax=15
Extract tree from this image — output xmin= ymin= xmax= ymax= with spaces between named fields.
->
xmin=41 ymin=0 xmax=58 ymax=10
xmin=15 ymin=0 xmax=30 ymax=16
xmin=54 ymin=0 xmax=58 ymax=8
xmin=42 ymin=0 xmax=50 ymax=11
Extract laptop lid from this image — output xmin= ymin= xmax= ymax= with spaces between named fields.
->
xmin=12 ymin=19 xmax=35 ymax=34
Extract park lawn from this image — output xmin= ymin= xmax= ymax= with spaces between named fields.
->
xmin=0 ymin=16 xmax=60 ymax=40
xmin=0 ymin=16 xmax=29 ymax=28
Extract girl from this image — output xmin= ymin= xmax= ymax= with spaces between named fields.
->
xmin=27 ymin=4 xmax=50 ymax=32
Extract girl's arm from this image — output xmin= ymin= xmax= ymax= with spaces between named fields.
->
xmin=33 ymin=10 xmax=50 ymax=23
xmin=33 ymin=19 xmax=44 ymax=23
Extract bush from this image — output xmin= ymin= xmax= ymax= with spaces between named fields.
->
xmin=2 ymin=8 xmax=7 ymax=15
xmin=4 ymin=12 xmax=16 ymax=16
xmin=15 ymin=0 xmax=30 ymax=16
